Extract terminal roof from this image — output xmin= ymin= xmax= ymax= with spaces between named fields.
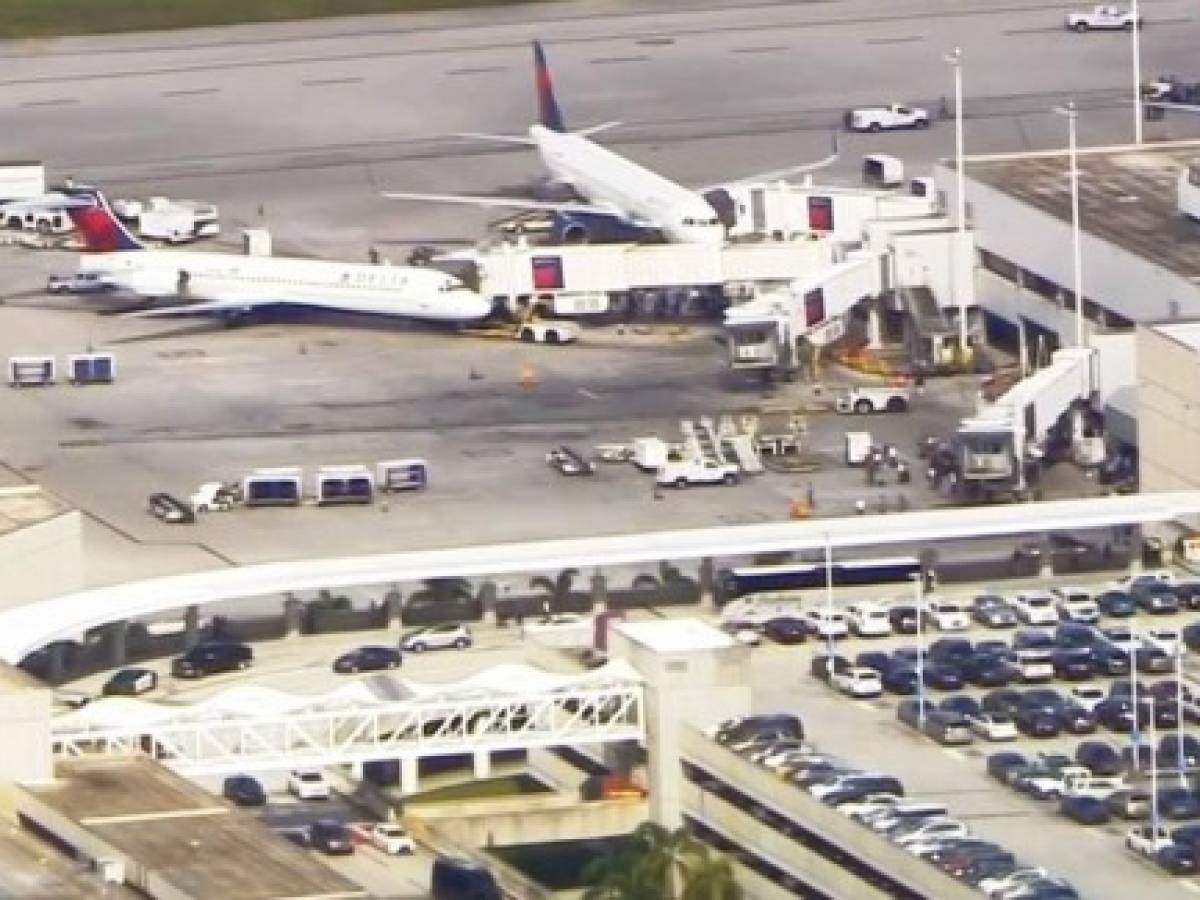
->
xmin=616 ymin=619 xmax=736 ymax=653
xmin=960 ymin=140 xmax=1200 ymax=281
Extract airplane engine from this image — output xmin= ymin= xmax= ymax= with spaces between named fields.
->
xmin=550 ymin=211 xmax=662 ymax=246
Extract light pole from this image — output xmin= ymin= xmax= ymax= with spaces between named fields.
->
xmin=824 ymin=538 xmax=835 ymax=659
xmin=1054 ymin=102 xmax=1085 ymax=348
xmin=945 ymin=47 xmax=969 ymax=359
xmin=1176 ymin=645 xmax=1187 ymax=787
xmin=1132 ymin=0 xmax=1143 ymax=144
xmin=1149 ymin=695 xmax=1160 ymax=834
xmin=913 ymin=573 xmax=926 ymax=726
xmin=1130 ymin=619 xmax=1141 ymax=774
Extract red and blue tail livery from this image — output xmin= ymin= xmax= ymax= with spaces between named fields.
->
xmin=61 ymin=187 xmax=144 ymax=253
xmin=533 ymin=40 xmax=566 ymax=133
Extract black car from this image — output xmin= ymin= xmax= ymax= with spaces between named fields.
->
xmin=546 ymin=446 xmax=595 ymax=476
xmin=1051 ymin=648 xmax=1096 ymax=681
xmin=956 ymin=854 xmax=1020 ymax=886
xmin=715 ymin=714 xmax=805 ymax=746
xmin=332 ymin=645 xmax=402 ymax=674
xmin=1136 ymin=584 xmax=1181 ymax=615
xmin=1135 ymin=646 xmax=1173 ymax=674
xmin=432 ymin=856 xmax=502 ymax=900
xmin=882 ymin=666 xmax=919 ymax=695
xmin=1184 ymin=621 xmax=1200 ymax=653
xmin=1014 ymin=706 xmax=1061 ymax=738
xmin=982 ymin=688 xmax=1026 ymax=719
xmin=929 ymin=638 xmax=974 ymax=663
xmin=972 ymin=595 xmax=1018 ymax=628
xmin=309 ymin=819 xmax=354 ymax=855
xmin=1053 ymin=623 xmax=1096 ymax=650
xmin=854 ymin=651 xmax=892 ymax=673
xmin=222 ymin=775 xmax=266 ymax=807
xmin=1053 ymin=703 xmax=1097 ymax=735
xmin=1106 ymin=788 xmax=1151 ymax=819
xmin=1159 ymin=788 xmax=1200 ymax=820
xmin=1157 ymin=844 xmax=1200 ymax=876
xmin=1075 ymin=740 xmax=1123 ymax=776
xmin=939 ymin=695 xmax=982 ymax=718
xmin=101 ymin=667 xmax=158 ymax=697
xmin=888 ymin=605 xmax=919 ymax=634
xmin=763 ymin=617 xmax=808 ymax=644
xmin=1059 ymin=795 xmax=1109 ymax=825
xmin=1171 ymin=824 xmax=1200 ymax=849
xmin=1159 ymin=735 xmax=1200 ymax=770
xmin=1096 ymin=698 xmax=1136 ymax=732
xmin=960 ymin=654 xmax=1016 ymax=688
xmin=148 ymin=492 xmax=194 ymax=524
xmin=1175 ymin=581 xmax=1200 ymax=610
xmin=1091 ymin=643 xmax=1132 ymax=676
xmin=987 ymin=751 xmax=1029 ymax=784
xmin=1095 ymin=590 xmax=1137 ymax=617
xmin=818 ymin=775 xmax=904 ymax=805
xmin=170 ymin=642 xmax=253 ymax=678
xmin=923 ymin=661 xmax=966 ymax=690
xmin=1013 ymin=629 xmax=1055 ymax=651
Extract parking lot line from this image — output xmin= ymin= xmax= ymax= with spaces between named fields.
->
xmin=940 ymin=748 xmax=966 ymax=762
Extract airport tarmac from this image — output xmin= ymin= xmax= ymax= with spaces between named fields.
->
xmin=0 ymin=0 xmax=1197 ymax=258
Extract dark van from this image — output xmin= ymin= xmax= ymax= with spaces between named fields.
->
xmin=171 ymin=642 xmax=253 ymax=678
xmin=431 ymin=856 xmax=502 ymax=900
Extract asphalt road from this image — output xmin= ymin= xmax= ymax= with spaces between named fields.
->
xmin=2 ymin=0 xmax=1198 ymax=257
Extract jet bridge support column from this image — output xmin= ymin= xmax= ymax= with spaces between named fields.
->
xmin=384 ymin=586 xmax=404 ymax=632
xmin=183 ymin=605 xmax=201 ymax=651
xmin=591 ymin=572 xmax=608 ymax=613
xmin=401 ymin=757 xmax=420 ymax=796
xmin=283 ymin=596 xmax=305 ymax=639
xmin=107 ymin=621 xmax=128 ymax=669
xmin=473 ymin=750 xmax=491 ymax=780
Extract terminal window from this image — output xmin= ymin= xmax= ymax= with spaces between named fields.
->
xmin=531 ymin=256 xmax=565 ymax=291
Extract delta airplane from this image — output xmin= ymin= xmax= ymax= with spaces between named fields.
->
xmin=62 ymin=188 xmax=491 ymax=324
xmin=384 ymin=41 xmax=837 ymax=246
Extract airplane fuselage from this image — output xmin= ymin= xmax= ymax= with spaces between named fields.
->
xmin=529 ymin=125 xmax=724 ymax=245
xmin=78 ymin=249 xmax=491 ymax=322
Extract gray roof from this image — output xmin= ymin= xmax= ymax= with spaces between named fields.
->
xmin=962 ymin=141 xmax=1200 ymax=281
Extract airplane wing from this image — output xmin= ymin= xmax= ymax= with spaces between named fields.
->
xmin=455 ymin=131 xmax=538 ymax=146
xmin=699 ymin=133 xmax=841 ymax=191
xmin=1147 ymin=101 xmax=1200 ymax=115
xmin=381 ymin=191 xmax=620 ymax=216
xmin=120 ymin=294 xmax=287 ymax=318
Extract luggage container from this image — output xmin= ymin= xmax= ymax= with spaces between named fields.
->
xmin=8 ymin=355 xmax=55 ymax=387
xmin=376 ymin=458 xmax=428 ymax=492
xmin=242 ymin=467 xmax=303 ymax=507
xmin=67 ymin=352 xmax=115 ymax=385
xmin=316 ymin=465 xmax=374 ymax=506
xmin=862 ymin=154 xmax=904 ymax=189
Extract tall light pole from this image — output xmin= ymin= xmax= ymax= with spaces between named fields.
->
xmin=824 ymin=538 xmax=835 ymax=659
xmin=945 ymin=47 xmax=969 ymax=358
xmin=1132 ymin=0 xmax=1143 ymax=144
xmin=1176 ymin=645 xmax=1187 ymax=787
xmin=1149 ymin=695 xmax=1160 ymax=834
xmin=1130 ymin=619 xmax=1141 ymax=774
xmin=1054 ymin=102 xmax=1085 ymax=348
xmin=913 ymin=573 xmax=926 ymax=726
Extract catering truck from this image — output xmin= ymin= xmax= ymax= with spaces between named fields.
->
xmin=112 ymin=196 xmax=220 ymax=244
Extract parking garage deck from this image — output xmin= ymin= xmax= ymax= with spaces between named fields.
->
xmin=17 ymin=758 xmax=365 ymax=900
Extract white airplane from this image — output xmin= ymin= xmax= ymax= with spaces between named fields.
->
xmin=61 ymin=187 xmax=491 ymax=324
xmin=384 ymin=41 xmax=838 ymax=245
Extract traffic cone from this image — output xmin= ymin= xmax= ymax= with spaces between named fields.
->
xmin=519 ymin=364 xmax=538 ymax=387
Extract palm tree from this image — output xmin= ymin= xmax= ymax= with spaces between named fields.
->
xmin=529 ymin=567 xmax=579 ymax=614
xmin=583 ymin=823 xmax=740 ymax=900
xmin=679 ymin=843 xmax=742 ymax=900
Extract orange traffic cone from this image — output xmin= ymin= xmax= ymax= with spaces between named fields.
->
xmin=519 ymin=364 xmax=538 ymax=387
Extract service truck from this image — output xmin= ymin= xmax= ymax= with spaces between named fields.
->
xmin=0 ymin=163 xmax=46 ymax=202
xmin=1066 ymin=5 xmax=1139 ymax=31
xmin=656 ymin=458 xmax=740 ymax=488
xmin=835 ymin=385 xmax=912 ymax=415
xmin=844 ymin=104 xmax=930 ymax=132
xmin=112 ymin=196 xmax=220 ymax=244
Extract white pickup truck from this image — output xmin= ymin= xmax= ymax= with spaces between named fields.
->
xmin=835 ymin=385 xmax=911 ymax=414
xmin=1066 ymin=5 xmax=1139 ymax=31
xmin=656 ymin=459 xmax=739 ymax=488
xmin=844 ymin=103 xmax=930 ymax=133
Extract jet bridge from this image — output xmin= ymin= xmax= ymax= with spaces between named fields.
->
xmin=952 ymin=347 xmax=1098 ymax=498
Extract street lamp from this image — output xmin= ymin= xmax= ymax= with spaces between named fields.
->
xmin=944 ymin=47 xmax=969 ymax=358
xmin=1176 ymin=645 xmax=1188 ymax=787
xmin=824 ymin=538 xmax=835 ymax=659
xmin=1053 ymin=102 xmax=1085 ymax=348
xmin=1130 ymin=618 xmax=1141 ymax=774
xmin=912 ymin=573 xmax=926 ymax=726
xmin=1148 ymin=695 xmax=1160 ymax=834
xmin=1132 ymin=0 xmax=1143 ymax=143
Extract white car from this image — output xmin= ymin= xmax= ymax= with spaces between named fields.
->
xmin=371 ymin=822 xmax=415 ymax=855
xmin=891 ymin=818 xmax=969 ymax=847
xmin=1051 ymin=587 xmax=1099 ymax=624
xmin=967 ymin=712 xmax=1017 ymax=741
xmin=834 ymin=794 xmax=904 ymax=817
xmin=831 ymin=667 xmax=883 ymax=698
xmin=1143 ymin=627 xmax=1182 ymax=657
xmin=1069 ymin=685 xmax=1107 ymax=712
xmin=1125 ymin=824 xmax=1174 ymax=857
xmin=400 ymin=622 xmax=472 ymax=652
xmin=847 ymin=602 xmax=892 ymax=637
xmin=845 ymin=103 xmax=930 ymax=132
xmin=1066 ymin=5 xmax=1140 ymax=31
xmin=921 ymin=599 xmax=969 ymax=632
xmin=804 ymin=608 xmax=849 ymax=639
xmin=287 ymin=769 xmax=331 ymax=800
xmin=656 ymin=459 xmax=739 ymax=488
xmin=729 ymin=626 xmax=762 ymax=647
xmin=1008 ymin=591 xmax=1058 ymax=626
xmin=980 ymin=868 xmax=1050 ymax=898
xmin=1109 ymin=569 xmax=1175 ymax=591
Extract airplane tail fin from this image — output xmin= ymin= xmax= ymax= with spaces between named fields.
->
xmin=61 ymin=186 xmax=145 ymax=252
xmin=533 ymin=40 xmax=567 ymax=133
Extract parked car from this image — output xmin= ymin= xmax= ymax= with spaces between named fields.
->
xmin=810 ymin=653 xmax=851 ymax=683
xmin=1053 ymin=587 xmax=1099 ymax=624
xmin=763 ymin=617 xmax=808 ymax=644
xmin=973 ymin=594 xmax=1018 ymax=628
xmin=929 ymin=638 xmax=975 ymax=664
xmin=982 ymin=688 xmax=1027 ymax=719
xmin=1075 ymin=740 xmax=1123 ymax=776
xmin=805 ymin=608 xmax=850 ymax=639
xmin=980 ymin=866 xmax=1051 ymax=897
xmin=401 ymin=623 xmax=473 ymax=653
xmin=1015 ymin=707 xmax=1061 ymax=739
xmin=854 ymin=650 xmax=892 ymax=674
xmin=371 ymin=822 xmax=416 ymax=855
xmin=922 ymin=599 xmax=970 ymax=632
xmin=969 ymin=712 xmax=1018 ymax=741
xmin=1184 ymin=621 xmax=1200 ymax=652
xmin=1106 ymin=788 xmax=1152 ymax=819
xmin=1136 ymin=645 xmax=1173 ymax=674
xmin=1094 ymin=589 xmax=1135 ymax=617
xmin=1053 ymin=623 xmax=1096 ymax=650
xmin=1009 ymin=592 xmax=1058 ymax=626
xmin=1055 ymin=704 xmax=1098 ymax=735
xmin=848 ymin=602 xmax=892 ymax=637
xmin=1068 ymin=685 xmax=1107 ymax=712
xmin=1095 ymin=698 xmax=1136 ymax=732
xmin=170 ymin=642 xmax=252 ymax=678
xmin=1159 ymin=787 xmax=1200 ymax=820
xmin=888 ymin=605 xmax=919 ymax=634
xmin=333 ymin=645 xmax=402 ymax=673
xmin=222 ymin=775 xmax=266 ymax=807
xmin=923 ymin=661 xmax=967 ymax=691
xmin=431 ymin=856 xmax=503 ymax=900
xmin=1143 ymin=627 xmax=1182 ymax=657
xmin=1091 ymin=642 xmax=1132 ymax=676
xmin=287 ymin=769 xmax=332 ymax=801
xmin=1059 ymin=795 xmax=1110 ymax=825
xmin=1012 ymin=629 xmax=1055 ymax=651
xmin=832 ymin=667 xmax=883 ymax=698
xmin=987 ymin=751 xmax=1028 ymax=784
xmin=309 ymin=819 xmax=354 ymax=855
xmin=961 ymin=654 xmax=1016 ymax=688
xmin=1051 ymin=648 xmax=1096 ymax=681
xmin=883 ymin=666 xmax=920 ymax=695
xmin=1158 ymin=735 xmax=1200 ymax=770
xmin=1157 ymin=843 xmax=1200 ymax=876
xmin=102 ymin=667 xmax=158 ymax=697
xmin=1136 ymin=584 xmax=1181 ymax=615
